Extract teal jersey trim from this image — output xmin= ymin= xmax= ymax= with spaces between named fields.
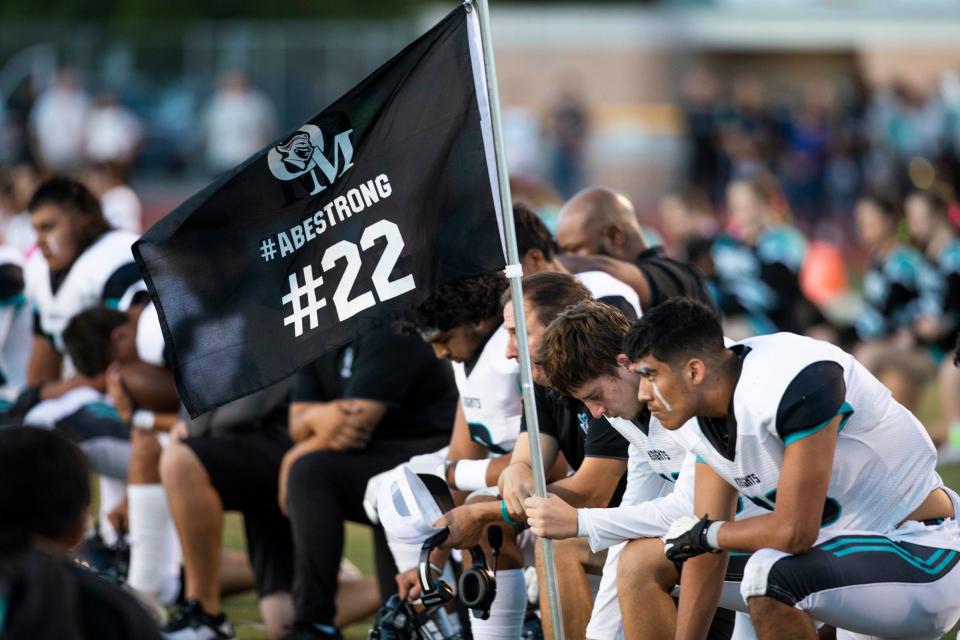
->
xmin=822 ymin=537 xmax=957 ymax=576
xmin=85 ymin=402 xmax=122 ymax=422
xmin=695 ymin=455 xmax=706 ymax=464
xmin=784 ymin=401 xmax=854 ymax=446
xmin=0 ymin=292 xmax=25 ymax=308
xmin=104 ymin=298 xmax=121 ymax=310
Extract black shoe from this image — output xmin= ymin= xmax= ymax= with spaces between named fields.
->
xmin=280 ymin=622 xmax=343 ymax=639
xmin=161 ymin=599 xmax=237 ymax=640
xmin=71 ymin=531 xmax=129 ymax=584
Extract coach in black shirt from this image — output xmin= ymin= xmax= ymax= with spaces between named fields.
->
xmin=556 ymin=186 xmax=716 ymax=311
xmin=280 ymin=325 xmax=457 ymax=639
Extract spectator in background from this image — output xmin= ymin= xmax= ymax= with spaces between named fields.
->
xmin=656 ymin=184 xmax=717 ymax=260
xmin=905 ymin=187 xmax=960 ymax=457
xmin=202 ymin=70 xmax=277 ymax=175
xmin=0 ymin=161 xmax=42 ymax=252
xmin=546 ymin=88 xmax=588 ymax=199
xmin=679 ymin=67 xmax=724 ymax=205
xmin=712 ymin=173 xmax=825 ymax=338
xmin=85 ymin=92 xmax=144 ymax=172
xmin=85 ymin=162 xmax=143 ymax=234
xmin=854 ymin=192 xmax=940 ymax=417
xmin=716 ymin=76 xmax=780 ymax=183
xmin=29 ymin=69 xmax=90 ymax=172
xmin=780 ymin=81 xmax=835 ymax=228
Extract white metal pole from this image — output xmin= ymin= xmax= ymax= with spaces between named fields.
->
xmin=471 ymin=1 xmax=565 ymax=637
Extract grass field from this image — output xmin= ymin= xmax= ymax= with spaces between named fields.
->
xmin=221 ymin=518 xmax=376 ymax=640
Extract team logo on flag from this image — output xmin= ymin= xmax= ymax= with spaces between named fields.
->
xmin=266 ymin=124 xmax=355 ymax=195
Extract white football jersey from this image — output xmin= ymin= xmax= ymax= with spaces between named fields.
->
xmin=453 ymin=324 xmax=522 ymax=455
xmin=670 ymin=332 xmax=941 ymax=534
xmin=0 ymin=246 xmax=32 ymax=403
xmin=25 ymin=229 xmax=144 ymax=353
xmin=607 ymin=415 xmax=688 ymax=485
xmin=575 ymin=270 xmax=642 ymax=317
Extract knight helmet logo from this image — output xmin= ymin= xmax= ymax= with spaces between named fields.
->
xmin=267 ymin=124 xmax=355 ymax=195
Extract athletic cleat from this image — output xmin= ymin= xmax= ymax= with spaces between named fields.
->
xmin=161 ymin=599 xmax=237 ymax=640
xmin=521 ymin=609 xmax=543 ymax=640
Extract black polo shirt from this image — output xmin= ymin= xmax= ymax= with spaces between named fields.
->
xmin=634 ymin=246 xmax=717 ymax=312
xmin=520 ymin=384 xmax=629 ymax=505
xmin=293 ymin=326 xmax=458 ymax=440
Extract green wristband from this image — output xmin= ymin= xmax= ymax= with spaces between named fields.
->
xmin=500 ymin=500 xmax=517 ymax=526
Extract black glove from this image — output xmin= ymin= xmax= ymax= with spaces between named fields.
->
xmin=663 ymin=515 xmax=717 ymax=562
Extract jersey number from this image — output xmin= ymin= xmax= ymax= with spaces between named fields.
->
xmin=747 ymin=489 xmax=841 ymax=527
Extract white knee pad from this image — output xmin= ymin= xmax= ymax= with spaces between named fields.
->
xmin=740 ymin=547 xmax=791 ymax=602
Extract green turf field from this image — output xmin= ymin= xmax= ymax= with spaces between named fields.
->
xmin=221 ymin=518 xmax=375 ymax=640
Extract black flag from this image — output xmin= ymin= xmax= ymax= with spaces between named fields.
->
xmin=134 ymin=6 xmax=507 ymax=416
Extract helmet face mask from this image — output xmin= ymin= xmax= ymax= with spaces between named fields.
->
xmin=368 ymin=594 xmax=463 ymax=640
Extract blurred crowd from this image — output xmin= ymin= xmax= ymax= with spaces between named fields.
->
xmin=678 ymin=68 xmax=960 ymax=235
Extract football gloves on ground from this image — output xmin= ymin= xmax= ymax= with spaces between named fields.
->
xmin=663 ymin=515 xmax=719 ymax=562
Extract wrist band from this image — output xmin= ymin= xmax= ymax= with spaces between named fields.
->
xmin=705 ymin=520 xmax=725 ymax=550
xmin=131 ymin=409 xmax=156 ymax=431
xmin=453 ymin=458 xmax=491 ymax=492
xmin=500 ymin=500 xmax=517 ymax=526
xmin=576 ymin=509 xmax=590 ymax=538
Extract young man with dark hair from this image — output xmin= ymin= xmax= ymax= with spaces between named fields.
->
xmin=625 ymin=298 xmax=960 ymax=639
xmin=25 ymin=176 xmax=144 ymax=395
xmin=0 ymin=427 xmax=161 ymax=640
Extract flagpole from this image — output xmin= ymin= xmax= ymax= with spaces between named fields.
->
xmin=471 ymin=1 xmax=565 ymax=637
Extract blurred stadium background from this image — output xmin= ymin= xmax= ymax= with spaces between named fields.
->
xmin=8 ymin=0 xmax=960 ymax=637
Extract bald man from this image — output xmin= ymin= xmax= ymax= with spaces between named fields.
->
xmin=556 ymin=186 xmax=715 ymax=311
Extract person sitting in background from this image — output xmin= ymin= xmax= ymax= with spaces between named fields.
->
xmin=711 ymin=172 xmax=825 ymax=339
xmin=0 ymin=427 xmax=161 ymax=640
xmin=905 ymin=187 xmax=960 ymax=457
xmin=854 ymin=191 xmax=941 ymax=416
xmin=277 ymin=323 xmax=458 ymax=640
xmin=21 ymin=176 xmax=143 ymax=406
